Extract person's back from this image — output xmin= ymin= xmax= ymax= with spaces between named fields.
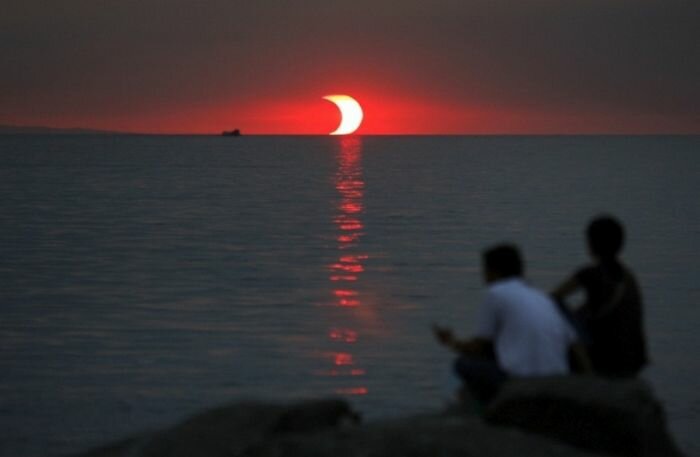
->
xmin=553 ymin=215 xmax=648 ymax=377
xmin=575 ymin=260 xmax=647 ymax=377
xmin=480 ymin=278 xmax=574 ymax=377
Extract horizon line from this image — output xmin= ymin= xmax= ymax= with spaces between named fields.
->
xmin=1 ymin=126 xmax=699 ymax=138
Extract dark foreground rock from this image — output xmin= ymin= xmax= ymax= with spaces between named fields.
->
xmin=485 ymin=376 xmax=683 ymax=457
xmin=74 ymin=399 xmax=356 ymax=457
xmin=72 ymin=378 xmax=683 ymax=457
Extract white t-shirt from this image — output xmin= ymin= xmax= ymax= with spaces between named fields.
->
xmin=475 ymin=277 xmax=576 ymax=376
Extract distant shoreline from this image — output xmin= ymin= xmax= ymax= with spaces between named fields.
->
xmin=0 ymin=125 xmax=125 ymax=135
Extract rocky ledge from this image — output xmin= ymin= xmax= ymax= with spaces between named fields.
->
xmin=72 ymin=377 xmax=683 ymax=457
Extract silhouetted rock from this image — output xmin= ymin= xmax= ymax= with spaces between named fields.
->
xmin=222 ymin=129 xmax=241 ymax=136
xmin=72 ymin=381 xmax=682 ymax=457
xmin=137 ymin=398 xmax=354 ymax=457
xmin=485 ymin=376 xmax=683 ymax=457
xmin=242 ymin=413 xmax=600 ymax=457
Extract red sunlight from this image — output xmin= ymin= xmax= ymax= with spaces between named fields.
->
xmin=335 ymin=217 xmax=364 ymax=232
xmin=316 ymin=135 xmax=368 ymax=398
xmin=334 ymin=290 xmax=359 ymax=298
xmin=315 ymin=369 xmax=366 ymax=377
xmin=22 ymin=86 xmax=698 ymax=135
xmin=338 ymin=234 xmax=361 ymax=244
xmin=329 ymin=329 xmax=358 ymax=343
xmin=341 ymin=202 xmax=363 ymax=214
xmin=338 ymin=298 xmax=361 ymax=307
xmin=333 ymin=352 xmax=354 ymax=366
xmin=117 ymin=90 xmax=470 ymax=135
xmin=335 ymin=387 xmax=368 ymax=396
xmin=329 ymin=137 xmax=368 ymax=289
xmin=330 ymin=263 xmax=364 ymax=273
xmin=330 ymin=275 xmax=358 ymax=283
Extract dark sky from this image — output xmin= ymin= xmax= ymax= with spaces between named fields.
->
xmin=2 ymin=0 xmax=698 ymax=133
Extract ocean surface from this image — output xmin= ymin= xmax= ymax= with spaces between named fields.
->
xmin=1 ymin=135 xmax=699 ymax=456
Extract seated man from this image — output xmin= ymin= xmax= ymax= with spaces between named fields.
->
xmin=434 ymin=244 xmax=589 ymax=406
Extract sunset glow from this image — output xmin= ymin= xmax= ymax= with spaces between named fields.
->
xmin=2 ymin=3 xmax=698 ymax=135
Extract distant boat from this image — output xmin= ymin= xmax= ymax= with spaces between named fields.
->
xmin=222 ymin=129 xmax=241 ymax=137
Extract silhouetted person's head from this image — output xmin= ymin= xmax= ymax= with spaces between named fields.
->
xmin=482 ymin=244 xmax=524 ymax=283
xmin=587 ymin=215 xmax=625 ymax=262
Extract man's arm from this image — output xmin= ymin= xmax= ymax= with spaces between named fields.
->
xmin=453 ymin=337 xmax=494 ymax=356
xmin=568 ymin=342 xmax=593 ymax=374
xmin=433 ymin=325 xmax=494 ymax=356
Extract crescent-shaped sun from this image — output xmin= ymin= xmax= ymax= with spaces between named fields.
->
xmin=323 ymin=95 xmax=364 ymax=135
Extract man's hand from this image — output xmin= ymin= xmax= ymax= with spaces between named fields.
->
xmin=432 ymin=324 xmax=455 ymax=347
xmin=434 ymin=324 xmax=494 ymax=357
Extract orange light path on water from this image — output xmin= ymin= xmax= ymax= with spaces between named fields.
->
xmin=318 ymin=136 xmax=368 ymax=396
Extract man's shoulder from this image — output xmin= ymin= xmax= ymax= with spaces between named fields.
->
xmin=487 ymin=277 xmax=536 ymax=292
xmin=487 ymin=278 xmax=553 ymax=305
xmin=487 ymin=278 xmax=538 ymax=299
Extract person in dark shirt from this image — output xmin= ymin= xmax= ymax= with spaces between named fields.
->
xmin=552 ymin=215 xmax=648 ymax=377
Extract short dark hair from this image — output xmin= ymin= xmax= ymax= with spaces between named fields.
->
xmin=587 ymin=215 xmax=625 ymax=260
xmin=482 ymin=244 xmax=524 ymax=278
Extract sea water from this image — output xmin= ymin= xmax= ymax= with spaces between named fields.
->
xmin=1 ymin=135 xmax=698 ymax=456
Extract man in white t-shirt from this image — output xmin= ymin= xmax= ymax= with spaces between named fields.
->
xmin=434 ymin=244 xmax=589 ymax=405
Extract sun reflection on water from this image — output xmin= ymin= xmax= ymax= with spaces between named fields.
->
xmin=322 ymin=136 xmax=368 ymax=396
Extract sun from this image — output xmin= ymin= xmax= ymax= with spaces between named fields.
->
xmin=323 ymin=95 xmax=364 ymax=135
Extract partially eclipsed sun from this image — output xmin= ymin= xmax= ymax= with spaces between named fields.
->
xmin=323 ymin=95 xmax=363 ymax=135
